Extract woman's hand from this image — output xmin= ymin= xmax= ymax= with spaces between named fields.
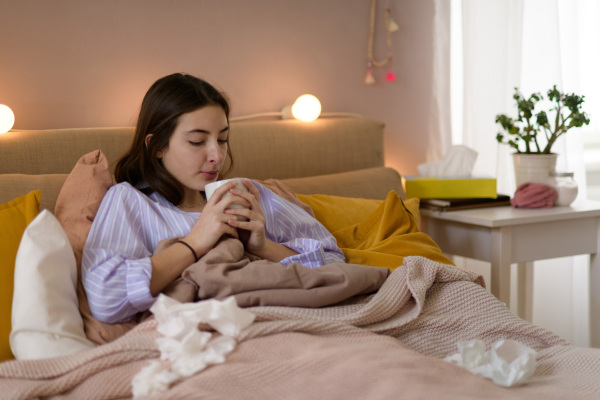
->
xmin=150 ymin=185 xmax=249 ymax=296
xmin=225 ymin=180 xmax=298 ymax=261
xmin=223 ymin=179 xmax=267 ymax=253
xmin=183 ymin=180 xmax=250 ymax=256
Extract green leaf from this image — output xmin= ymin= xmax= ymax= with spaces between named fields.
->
xmin=536 ymin=111 xmax=548 ymax=126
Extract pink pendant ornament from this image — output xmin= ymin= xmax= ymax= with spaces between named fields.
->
xmin=365 ymin=69 xmax=375 ymax=85
xmin=385 ymin=68 xmax=396 ymax=82
xmin=365 ymin=0 xmax=397 ymax=84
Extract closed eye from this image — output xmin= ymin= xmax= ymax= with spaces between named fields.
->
xmin=189 ymin=141 xmax=204 ymax=146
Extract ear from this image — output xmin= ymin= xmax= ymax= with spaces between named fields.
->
xmin=145 ymin=134 xmax=163 ymax=158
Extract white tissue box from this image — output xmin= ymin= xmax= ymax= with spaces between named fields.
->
xmin=403 ymin=176 xmax=497 ymax=199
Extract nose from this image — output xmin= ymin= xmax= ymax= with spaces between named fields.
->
xmin=207 ymin=140 xmax=224 ymax=164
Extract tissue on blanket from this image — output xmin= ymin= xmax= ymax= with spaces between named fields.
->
xmin=132 ymin=295 xmax=255 ymax=398
xmin=418 ymin=145 xmax=478 ymax=177
xmin=511 ymin=183 xmax=557 ymax=208
xmin=445 ymin=339 xmax=537 ymax=387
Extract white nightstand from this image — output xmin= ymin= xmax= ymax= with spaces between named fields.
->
xmin=419 ymin=199 xmax=600 ymax=347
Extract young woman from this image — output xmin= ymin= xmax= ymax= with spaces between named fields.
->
xmin=82 ymin=73 xmax=345 ymax=324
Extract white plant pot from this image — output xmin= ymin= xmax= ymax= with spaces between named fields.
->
xmin=512 ymin=153 xmax=558 ymax=187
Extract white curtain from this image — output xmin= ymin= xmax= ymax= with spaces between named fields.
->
xmin=458 ymin=0 xmax=599 ymax=196
xmin=428 ymin=0 xmax=453 ymax=163
xmin=448 ymin=0 xmax=600 ymax=346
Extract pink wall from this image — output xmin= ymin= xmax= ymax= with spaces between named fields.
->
xmin=0 ymin=0 xmax=435 ymax=175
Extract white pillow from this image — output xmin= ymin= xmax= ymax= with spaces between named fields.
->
xmin=10 ymin=209 xmax=95 ymax=359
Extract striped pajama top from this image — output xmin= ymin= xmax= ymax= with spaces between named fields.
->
xmin=82 ymin=181 xmax=345 ymax=324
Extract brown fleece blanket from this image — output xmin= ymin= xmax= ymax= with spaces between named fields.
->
xmin=2 ymin=256 xmax=600 ymax=400
xmin=82 ymin=237 xmax=389 ymax=344
xmin=162 ymin=236 xmax=390 ymax=307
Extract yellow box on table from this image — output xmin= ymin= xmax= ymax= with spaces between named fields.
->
xmin=403 ymin=176 xmax=497 ymax=199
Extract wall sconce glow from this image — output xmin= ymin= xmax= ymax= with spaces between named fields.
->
xmin=0 ymin=104 xmax=15 ymax=134
xmin=291 ymin=94 xmax=321 ymax=122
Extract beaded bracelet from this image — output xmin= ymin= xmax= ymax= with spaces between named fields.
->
xmin=176 ymin=240 xmax=200 ymax=263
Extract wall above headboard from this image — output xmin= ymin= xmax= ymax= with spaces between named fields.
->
xmin=0 ymin=0 xmax=440 ymax=176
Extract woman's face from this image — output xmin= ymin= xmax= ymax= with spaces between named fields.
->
xmin=156 ymin=105 xmax=229 ymax=197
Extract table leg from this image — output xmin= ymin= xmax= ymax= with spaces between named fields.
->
xmin=517 ymin=262 xmax=534 ymax=321
xmin=590 ymin=218 xmax=600 ymax=348
xmin=490 ymin=227 xmax=512 ymax=308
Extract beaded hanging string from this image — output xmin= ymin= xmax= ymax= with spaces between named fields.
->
xmin=365 ymin=0 xmax=398 ymax=84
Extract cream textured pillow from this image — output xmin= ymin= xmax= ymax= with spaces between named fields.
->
xmin=10 ymin=210 xmax=95 ymax=360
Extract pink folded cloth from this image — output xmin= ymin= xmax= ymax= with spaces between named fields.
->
xmin=511 ymin=183 xmax=557 ymax=208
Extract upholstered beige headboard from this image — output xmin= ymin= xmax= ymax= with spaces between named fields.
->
xmin=0 ymin=117 xmax=404 ymax=211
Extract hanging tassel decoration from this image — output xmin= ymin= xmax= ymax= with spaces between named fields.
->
xmin=385 ymin=68 xmax=396 ymax=82
xmin=365 ymin=64 xmax=376 ymax=84
xmin=366 ymin=0 xmax=398 ymax=84
xmin=365 ymin=70 xmax=376 ymax=85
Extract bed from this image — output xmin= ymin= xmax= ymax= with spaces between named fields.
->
xmin=1 ymin=117 xmax=600 ymax=399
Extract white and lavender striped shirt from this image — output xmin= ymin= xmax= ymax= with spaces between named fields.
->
xmin=82 ymin=181 xmax=345 ymax=323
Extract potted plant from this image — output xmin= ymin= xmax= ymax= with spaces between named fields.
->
xmin=495 ymin=85 xmax=590 ymax=186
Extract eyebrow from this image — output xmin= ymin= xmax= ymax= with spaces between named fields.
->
xmin=185 ymin=126 xmax=230 ymax=135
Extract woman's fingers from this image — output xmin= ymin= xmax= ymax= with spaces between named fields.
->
xmin=241 ymin=179 xmax=259 ymax=196
xmin=238 ymin=180 xmax=259 ymax=204
xmin=190 ymin=207 xmax=240 ymax=242
xmin=225 ymin=206 xmax=259 ymax=222
xmin=206 ymin=181 xmax=239 ymax=205
xmin=198 ymin=180 xmax=266 ymax=249
xmin=227 ymin=180 xmax=260 ymax=212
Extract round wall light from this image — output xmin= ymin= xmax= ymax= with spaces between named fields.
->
xmin=0 ymin=104 xmax=15 ymax=134
xmin=291 ymin=94 xmax=321 ymax=122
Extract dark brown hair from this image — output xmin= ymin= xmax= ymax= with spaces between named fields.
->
xmin=115 ymin=73 xmax=233 ymax=205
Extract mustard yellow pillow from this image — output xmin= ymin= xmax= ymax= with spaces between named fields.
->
xmin=296 ymin=192 xmax=420 ymax=233
xmin=0 ymin=190 xmax=41 ymax=361
xmin=334 ymin=192 xmax=451 ymax=269
xmin=299 ymin=191 xmax=450 ymax=270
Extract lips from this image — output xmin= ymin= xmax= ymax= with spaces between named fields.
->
xmin=202 ymin=171 xmax=219 ymax=179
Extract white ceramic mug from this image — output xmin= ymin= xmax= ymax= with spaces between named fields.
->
xmin=204 ymin=178 xmax=249 ymax=221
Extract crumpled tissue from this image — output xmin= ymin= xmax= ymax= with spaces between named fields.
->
xmin=132 ymin=294 xmax=255 ymax=398
xmin=418 ymin=145 xmax=478 ymax=177
xmin=444 ymin=339 xmax=537 ymax=387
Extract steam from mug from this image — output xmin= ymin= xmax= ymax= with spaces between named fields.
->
xmin=204 ymin=178 xmax=249 ymax=221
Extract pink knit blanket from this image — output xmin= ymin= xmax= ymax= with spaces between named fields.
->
xmin=2 ymin=256 xmax=599 ymax=400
